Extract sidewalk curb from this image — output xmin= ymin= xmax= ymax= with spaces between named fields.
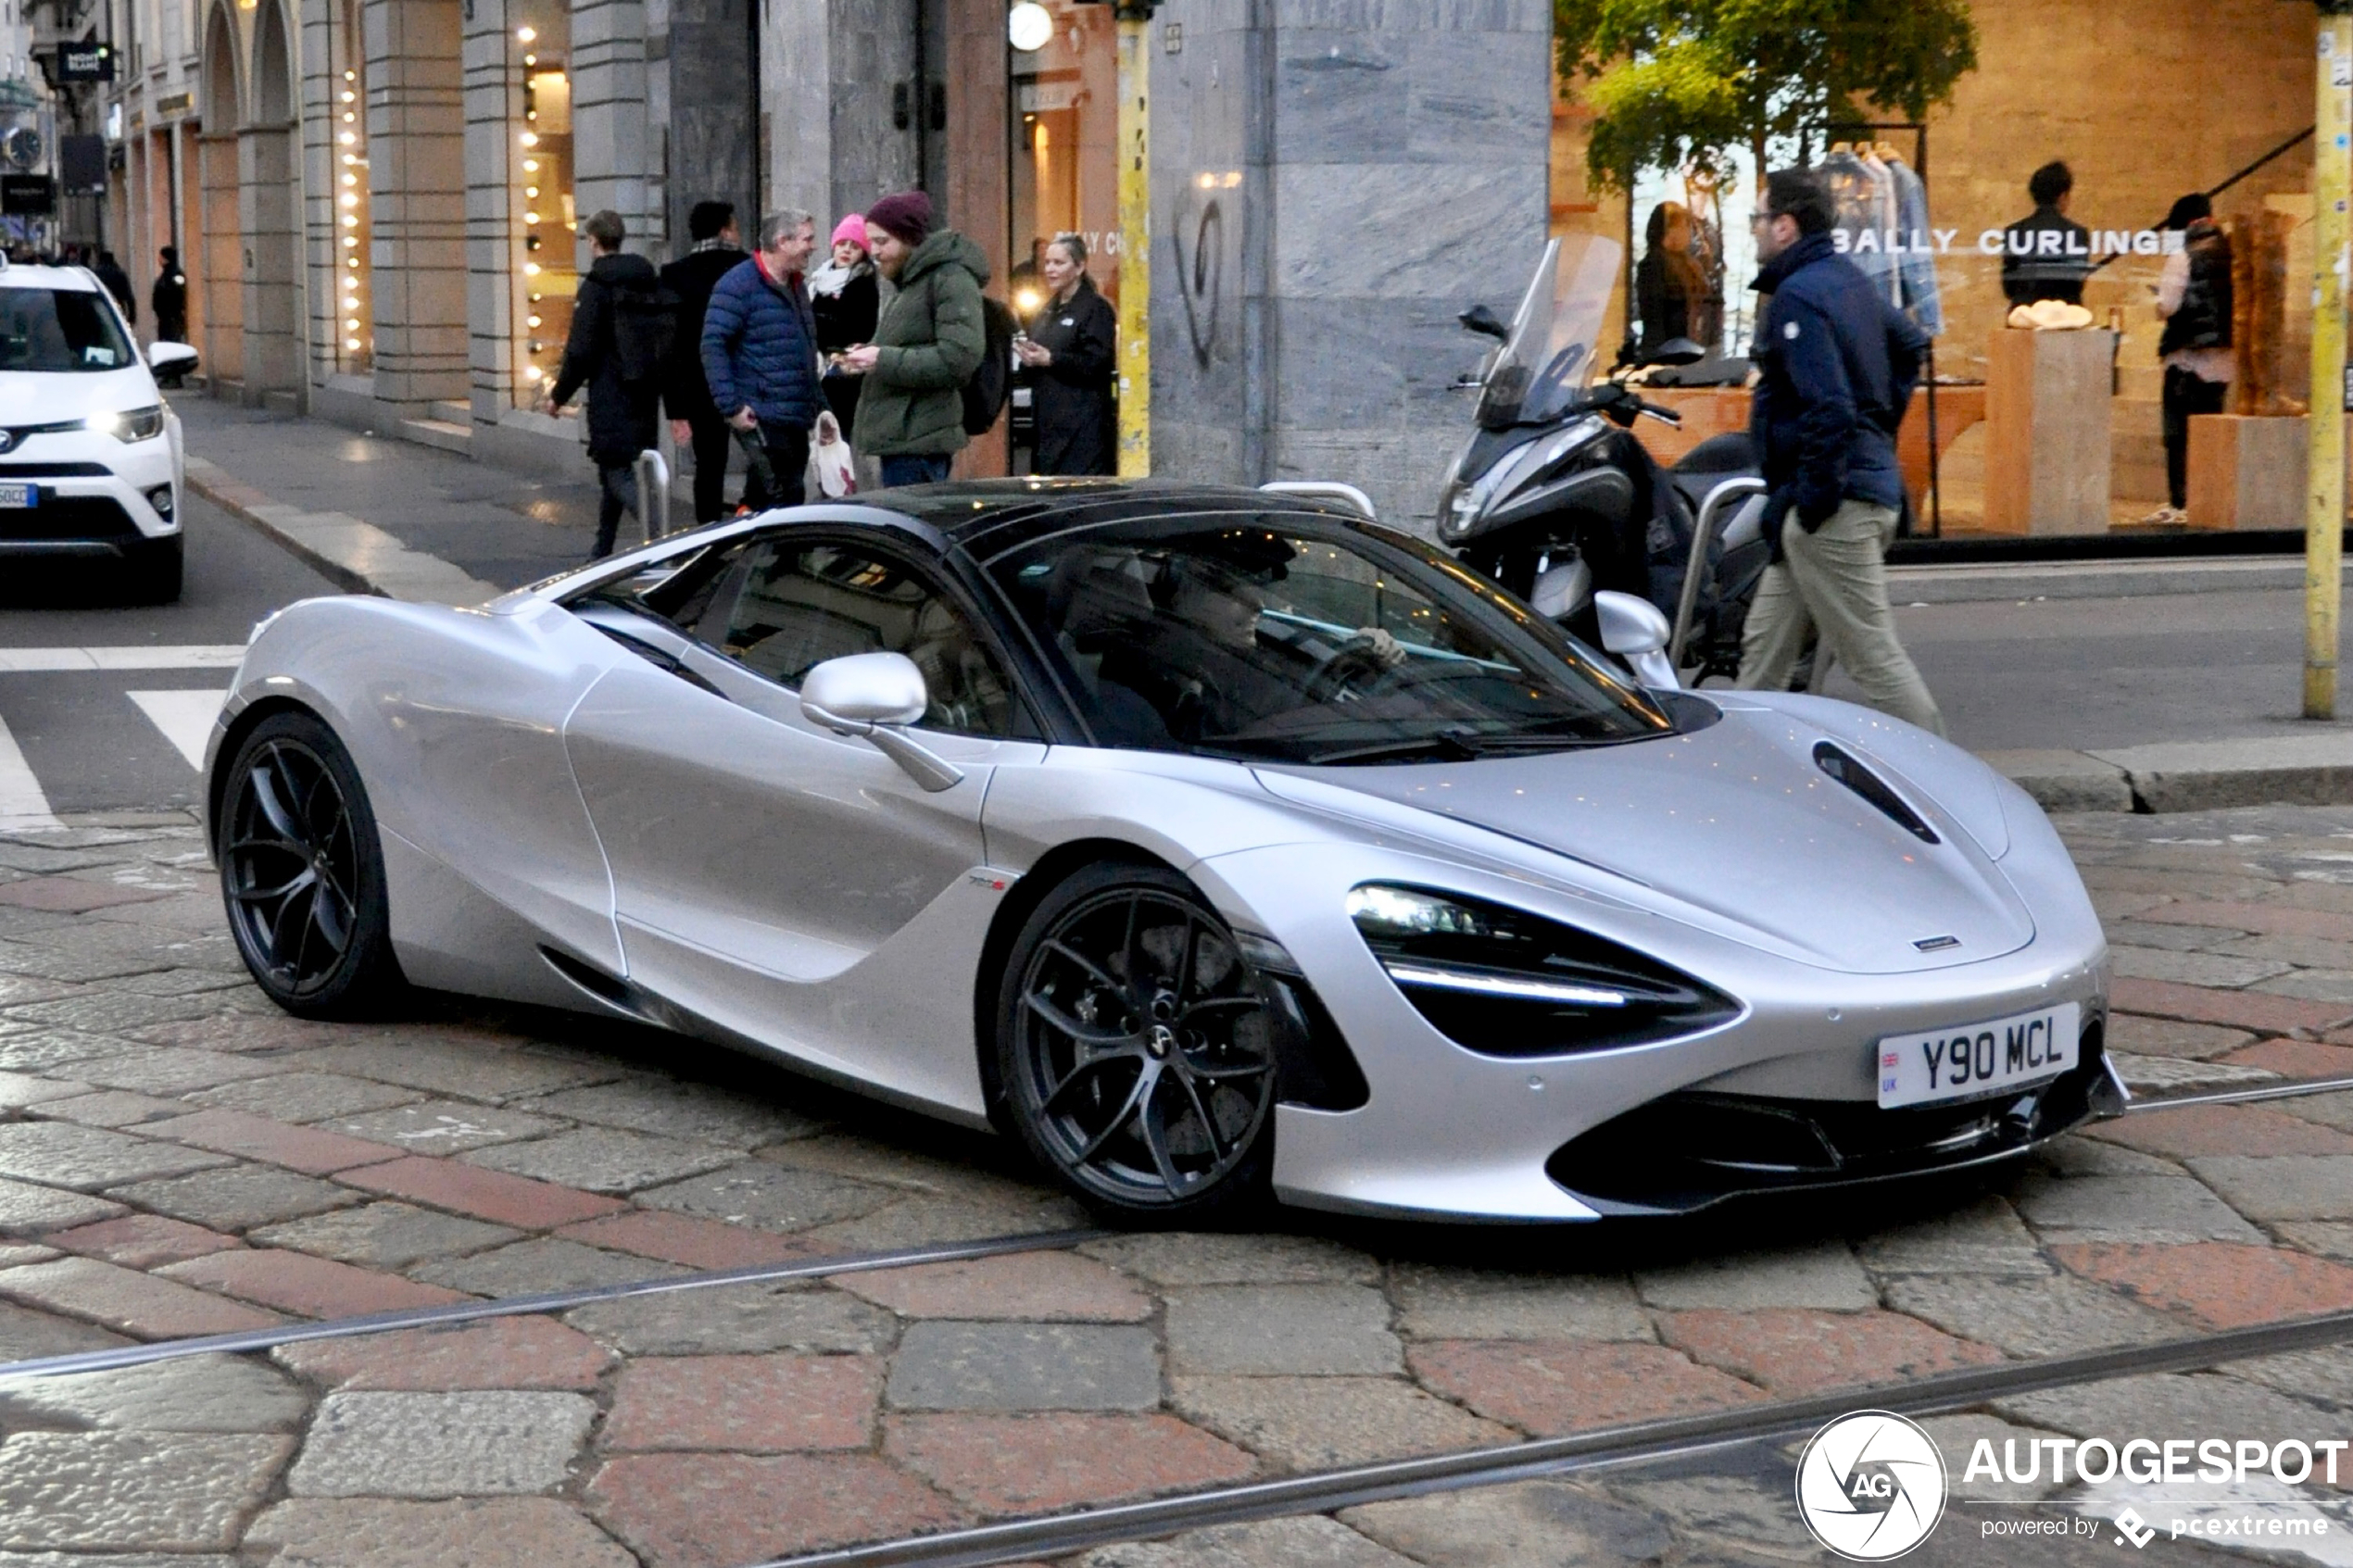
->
xmin=1884 ymin=555 xmax=2353 ymax=606
xmin=1986 ymin=736 xmax=2353 ymax=815
xmin=185 ymin=457 xmax=504 ymax=607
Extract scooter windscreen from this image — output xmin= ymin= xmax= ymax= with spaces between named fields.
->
xmin=1474 ymin=232 xmax=1623 ymax=432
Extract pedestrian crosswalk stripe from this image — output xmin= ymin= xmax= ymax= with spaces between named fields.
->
xmin=0 ymin=645 xmax=245 ymax=673
xmin=0 ymin=711 xmax=60 ymax=831
xmin=127 ymin=690 xmax=228 ymax=771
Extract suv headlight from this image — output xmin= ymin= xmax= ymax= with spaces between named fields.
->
xmin=1347 ymin=884 xmax=1740 ymax=1057
xmin=86 ymin=405 xmax=165 ymax=442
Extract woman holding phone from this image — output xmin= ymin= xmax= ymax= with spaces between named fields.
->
xmin=1013 ymin=232 xmax=1116 ymax=475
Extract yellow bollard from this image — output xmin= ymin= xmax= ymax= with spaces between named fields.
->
xmin=1115 ymin=8 xmax=1151 ymax=478
xmin=2307 ymin=6 xmax=2351 ymax=720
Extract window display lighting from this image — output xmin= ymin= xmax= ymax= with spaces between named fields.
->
xmin=333 ymin=52 xmax=373 ymax=371
xmin=511 ymin=23 xmax=573 ymax=408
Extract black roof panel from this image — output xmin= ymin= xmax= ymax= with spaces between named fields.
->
xmin=871 ymin=477 xmax=1366 ymax=560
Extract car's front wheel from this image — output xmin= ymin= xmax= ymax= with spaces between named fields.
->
xmin=218 ymin=711 xmax=403 ymax=1018
xmin=997 ymin=861 xmax=1278 ymax=1222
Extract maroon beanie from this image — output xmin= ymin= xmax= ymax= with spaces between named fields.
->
xmin=865 ymin=191 xmax=933 ymax=246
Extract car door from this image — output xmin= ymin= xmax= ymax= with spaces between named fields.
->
xmin=560 ymin=527 xmax=1048 ymax=1096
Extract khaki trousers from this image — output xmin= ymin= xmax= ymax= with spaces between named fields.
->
xmin=1735 ymin=499 xmax=1946 ymax=736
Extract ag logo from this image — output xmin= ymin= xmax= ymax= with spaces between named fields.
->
xmin=1794 ymin=1410 xmax=1946 ymax=1561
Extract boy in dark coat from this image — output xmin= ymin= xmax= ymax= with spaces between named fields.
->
xmin=547 ymin=209 xmax=665 ymax=559
xmin=700 ymin=209 xmax=822 ymax=510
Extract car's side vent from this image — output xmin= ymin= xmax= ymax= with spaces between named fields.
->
xmin=1813 ymin=742 xmax=1939 ymax=845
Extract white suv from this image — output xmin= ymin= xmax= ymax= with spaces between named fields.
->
xmin=0 ymin=262 xmax=193 ymax=602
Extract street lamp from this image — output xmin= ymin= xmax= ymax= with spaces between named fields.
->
xmin=1007 ymin=2 xmax=1052 ymax=53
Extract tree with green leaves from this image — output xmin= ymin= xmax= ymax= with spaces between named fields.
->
xmin=1556 ymin=0 xmax=1980 ymax=190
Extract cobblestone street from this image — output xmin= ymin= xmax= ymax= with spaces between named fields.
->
xmin=0 ymin=806 xmax=2349 ymax=1564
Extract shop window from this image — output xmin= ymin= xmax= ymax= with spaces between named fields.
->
xmin=1008 ymin=0 xmax=1117 ymax=322
xmin=511 ymin=13 xmax=573 ymax=408
xmin=332 ymin=0 xmax=370 ymax=373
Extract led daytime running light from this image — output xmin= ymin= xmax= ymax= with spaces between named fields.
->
xmin=1379 ymin=961 xmax=1628 ymax=1008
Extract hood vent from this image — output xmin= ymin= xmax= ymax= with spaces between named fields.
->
xmin=1813 ymin=742 xmax=1939 ymax=846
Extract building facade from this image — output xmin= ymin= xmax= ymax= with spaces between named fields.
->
xmin=105 ymin=0 xmax=2316 ymax=526
xmin=99 ymin=0 xmax=1548 ymax=519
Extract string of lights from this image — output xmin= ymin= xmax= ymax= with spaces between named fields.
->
xmin=334 ymin=22 xmax=370 ymax=370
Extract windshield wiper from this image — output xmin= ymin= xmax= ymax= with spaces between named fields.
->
xmin=1306 ymin=729 xmax=1596 ymax=766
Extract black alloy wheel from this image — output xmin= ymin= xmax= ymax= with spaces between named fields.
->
xmin=999 ymin=862 xmax=1278 ymax=1219
xmin=218 ymin=711 xmax=402 ymax=1018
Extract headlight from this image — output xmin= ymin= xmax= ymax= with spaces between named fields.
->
xmin=1347 ymin=884 xmax=1740 ymax=1057
xmin=86 ymin=406 xmax=165 ymax=442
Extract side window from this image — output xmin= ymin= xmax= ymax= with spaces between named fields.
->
xmin=706 ymin=539 xmax=1032 ymax=738
xmin=578 ymin=538 xmax=758 ymax=633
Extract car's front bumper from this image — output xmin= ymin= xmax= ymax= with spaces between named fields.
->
xmin=0 ymin=428 xmax=180 ymax=559
xmin=1195 ymin=840 xmax=2110 ymax=1223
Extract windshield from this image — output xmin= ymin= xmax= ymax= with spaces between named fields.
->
xmin=1474 ymin=233 xmax=1621 ymax=430
xmin=0 ymin=287 xmax=135 ymax=373
xmin=988 ymin=512 xmax=1674 ymax=765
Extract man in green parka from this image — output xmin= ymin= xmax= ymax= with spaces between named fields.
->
xmin=838 ymin=191 xmax=988 ymax=486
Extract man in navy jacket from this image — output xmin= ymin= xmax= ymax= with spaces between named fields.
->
xmin=700 ymin=209 xmax=821 ymax=509
xmin=1735 ymin=168 xmax=1943 ymax=736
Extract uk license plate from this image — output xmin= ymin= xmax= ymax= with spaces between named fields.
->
xmin=1876 ymin=1002 xmax=2080 ymax=1110
xmin=0 ymin=483 xmax=37 ymax=508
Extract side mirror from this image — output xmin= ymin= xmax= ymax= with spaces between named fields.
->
xmin=799 ymin=651 xmax=963 ymax=792
xmin=1642 ymin=337 xmax=1707 ymax=369
xmin=1594 ymin=590 xmax=1680 ymax=691
xmin=147 ymin=341 xmax=199 ymax=375
xmin=1457 ymin=304 xmax=1509 ymax=341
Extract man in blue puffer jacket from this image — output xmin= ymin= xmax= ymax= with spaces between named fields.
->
xmin=1735 ymin=168 xmax=1943 ymax=736
xmin=700 ymin=208 xmax=821 ymax=509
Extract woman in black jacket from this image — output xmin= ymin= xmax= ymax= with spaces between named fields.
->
xmin=1014 ymin=233 xmax=1116 ymax=475
xmin=810 ymin=215 xmax=880 ymax=441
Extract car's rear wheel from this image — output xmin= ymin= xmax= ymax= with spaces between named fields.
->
xmin=218 ymin=711 xmax=403 ymax=1018
xmin=997 ymin=861 xmax=1277 ymax=1222
xmin=125 ymin=534 xmax=182 ymax=605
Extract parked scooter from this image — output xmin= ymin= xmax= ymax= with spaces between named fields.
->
xmin=1434 ymin=236 xmax=1769 ymax=687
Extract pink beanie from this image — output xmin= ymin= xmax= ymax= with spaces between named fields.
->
xmin=832 ymin=214 xmax=869 ymax=252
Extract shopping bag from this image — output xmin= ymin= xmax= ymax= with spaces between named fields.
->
xmin=811 ymin=410 xmax=857 ymax=498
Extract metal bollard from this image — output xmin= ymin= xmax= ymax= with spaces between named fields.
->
xmin=633 ymin=448 xmax=671 ymax=546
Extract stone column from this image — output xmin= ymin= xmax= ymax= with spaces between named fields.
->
xmin=571 ymin=0 xmax=655 ymax=251
xmin=665 ymin=0 xmax=754 ymax=250
xmin=366 ymin=0 xmax=469 ymax=408
xmin=239 ymin=0 xmax=305 ymax=400
xmin=1150 ymin=0 xmax=1549 ymax=521
xmin=818 ymin=0 xmax=920 ymax=221
xmin=462 ymin=0 xmax=517 ymax=420
xmin=196 ymin=128 xmax=245 ymax=383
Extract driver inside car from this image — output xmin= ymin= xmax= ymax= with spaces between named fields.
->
xmin=1091 ymin=544 xmax=1411 ymax=745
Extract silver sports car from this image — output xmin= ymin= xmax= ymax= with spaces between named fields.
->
xmin=206 ymin=481 xmax=2114 ymax=1223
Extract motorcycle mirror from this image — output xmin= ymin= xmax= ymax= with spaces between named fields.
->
xmin=1457 ymin=305 xmax=1509 ymax=341
xmin=1642 ymin=337 xmax=1707 ymax=368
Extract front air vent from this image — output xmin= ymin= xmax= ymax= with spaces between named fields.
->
xmin=1814 ymin=742 xmax=1938 ymax=845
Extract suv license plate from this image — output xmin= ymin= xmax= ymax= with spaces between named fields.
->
xmin=0 ymin=483 xmax=37 ymax=508
xmin=1877 ymin=1002 xmax=2080 ymax=1110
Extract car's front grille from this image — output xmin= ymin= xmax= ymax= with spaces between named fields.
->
xmin=0 ymin=462 xmax=112 ymax=477
xmin=0 ymin=495 xmax=141 ymax=544
xmin=1545 ymin=1018 xmax=2110 ymax=1215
